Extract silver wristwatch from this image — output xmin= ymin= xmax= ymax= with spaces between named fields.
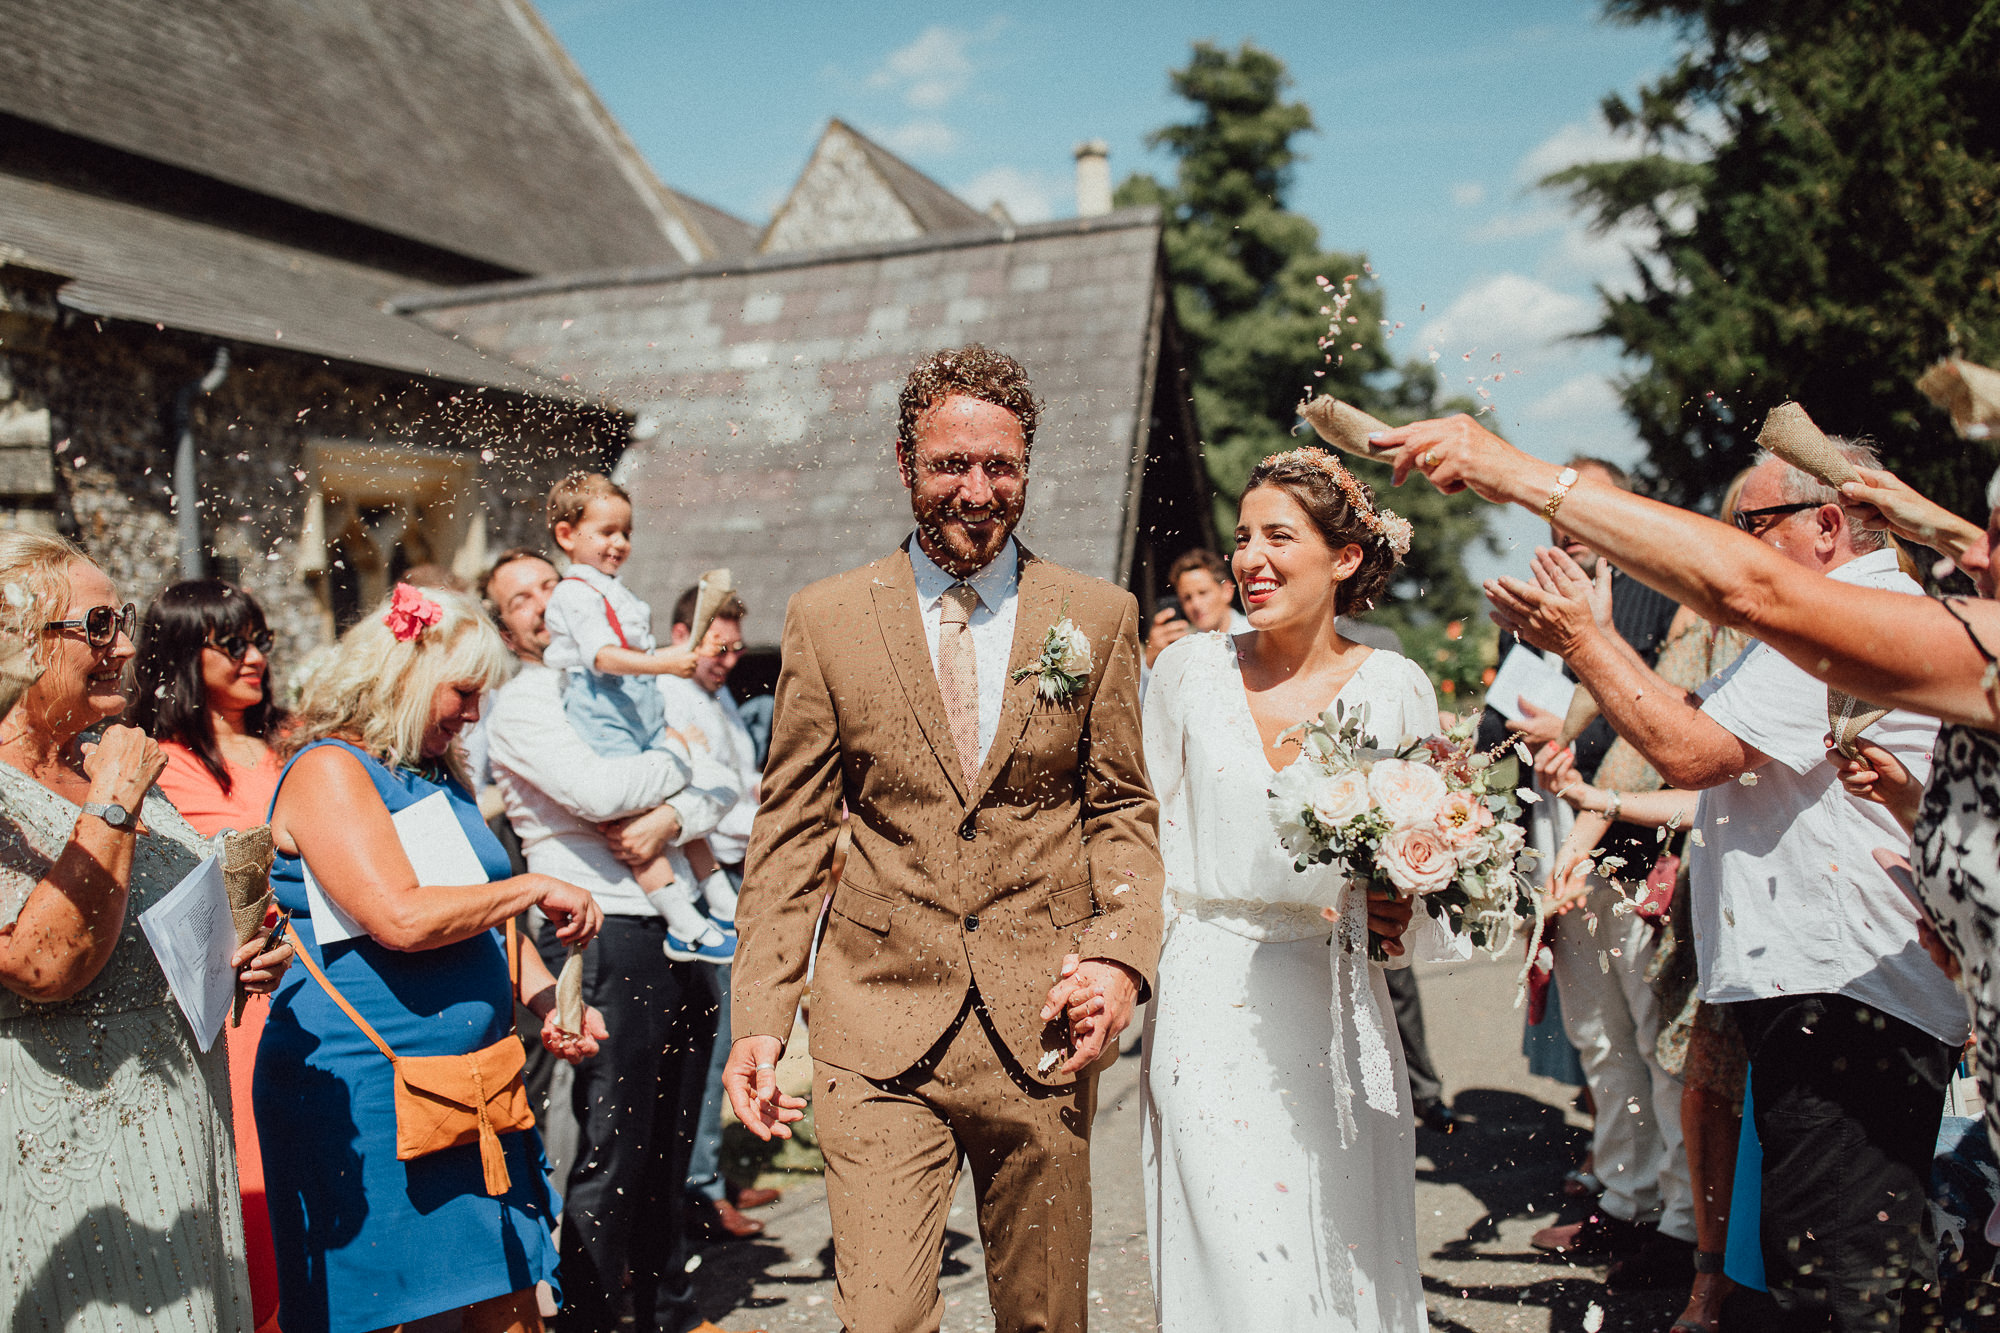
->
xmin=81 ymin=801 xmax=135 ymax=830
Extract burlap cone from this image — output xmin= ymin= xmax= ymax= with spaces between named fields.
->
xmin=0 ymin=642 xmax=39 ymax=721
xmin=556 ymin=946 xmax=585 ymax=1035
xmin=1916 ymin=357 xmax=2000 ymax=440
xmin=1300 ymin=397 xmax=1401 ymax=462
xmin=221 ymin=825 xmax=276 ymax=1026
xmin=1756 ymin=402 xmax=1861 ymax=487
xmin=688 ymin=568 xmax=735 ymax=650
xmin=1828 ymin=688 xmax=1890 ymax=759
xmin=1557 ymin=686 xmax=1601 ymax=749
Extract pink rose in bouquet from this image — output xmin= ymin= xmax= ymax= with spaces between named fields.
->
xmin=1434 ymin=789 xmax=1495 ymax=850
xmin=1381 ymin=825 xmax=1458 ymax=895
xmin=1366 ymin=759 xmax=1448 ymax=827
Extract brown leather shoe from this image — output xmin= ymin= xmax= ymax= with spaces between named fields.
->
xmin=731 ymin=1184 xmax=781 ymax=1210
xmin=709 ymin=1197 xmax=765 ymax=1239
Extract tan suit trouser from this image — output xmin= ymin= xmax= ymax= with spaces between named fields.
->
xmin=814 ymin=994 xmax=1098 ymax=1333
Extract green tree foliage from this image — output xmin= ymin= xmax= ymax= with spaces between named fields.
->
xmin=1548 ymin=0 xmax=2000 ymax=515
xmin=1120 ymin=41 xmax=1497 ymax=695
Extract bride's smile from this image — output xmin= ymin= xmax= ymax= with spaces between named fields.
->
xmin=1232 ymin=484 xmax=1364 ymax=633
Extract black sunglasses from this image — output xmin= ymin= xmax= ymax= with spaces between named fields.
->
xmin=207 ymin=630 xmax=274 ymax=661
xmin=44 ymin=602 xmax=137 ymax=648
xmin=1731 ymin=502 xmax=1819 ymax=534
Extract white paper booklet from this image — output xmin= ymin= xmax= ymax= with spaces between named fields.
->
xmin=304 ymin=790 xmax=487 ymax=946
xmin=1484 ymin=644 xmax=1576 ymax=724
xmin=139 ymin=855 xmax=235 ymax=1052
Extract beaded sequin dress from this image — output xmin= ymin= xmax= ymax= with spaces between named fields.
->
xmin=1140 ymin=632 xmax=1456 ymax=1332
xmin=0 ymin=762 xmax=252 ymax=1329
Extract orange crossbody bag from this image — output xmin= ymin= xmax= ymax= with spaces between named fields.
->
xmin=289 ymin=918 xmax=534 ymax=1196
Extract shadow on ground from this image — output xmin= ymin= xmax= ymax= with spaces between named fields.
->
xmin=1419 ymin=1086 xmax=1683 ymax=1332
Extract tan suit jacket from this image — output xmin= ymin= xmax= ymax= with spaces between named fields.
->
xmin=733 ymin=543 xmax=1164 ymax=1087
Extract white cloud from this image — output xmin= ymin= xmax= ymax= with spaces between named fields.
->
xmin=1470 ymin=205 xmax=1568 ymax=243
xmin=881 ymin=119 xmax=959 ymax=157
xmin=960 ymin=165 xmax=1064 ymax=223
xmin=1516 ymin=118 xmax=1646 ymax=186
xmin=1451 ymin=182 xmax=1486 ymax=208
xmin=870 ymin=26 xmax=976 ymax=111
xmin=1416 ymin=273 xmax=1594 ymax=357
xmin=1518 ymin=373 xmax=1621 ymax=424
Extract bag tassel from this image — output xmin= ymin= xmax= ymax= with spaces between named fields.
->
xmin=471 ymin=1062 xmax=511 ymax=1196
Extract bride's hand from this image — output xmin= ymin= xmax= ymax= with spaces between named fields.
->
xmin=1365 ymin=890 xmax=1414 ymax=956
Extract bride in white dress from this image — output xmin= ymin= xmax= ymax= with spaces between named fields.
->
xmin=1142 ymin=448 xmax=1460 ymax=1332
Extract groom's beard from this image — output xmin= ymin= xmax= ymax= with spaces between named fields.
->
xmin=913 ymin=496 xmax=1025 ymax=575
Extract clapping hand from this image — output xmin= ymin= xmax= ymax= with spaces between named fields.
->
xmin=1041 ymin=954 xmax=1141 ymax=1076
xmin=1485 ymin=547 xmax=1611 ymax=660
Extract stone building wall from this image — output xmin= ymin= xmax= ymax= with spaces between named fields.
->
xmin=0 ymin=301 xmax=623 ymax=680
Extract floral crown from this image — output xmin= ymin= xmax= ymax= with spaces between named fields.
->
xmin=1262 ymin=447 xmax=1413 ymax=557
xmin=383 ymin=583 xmax=444 ymax=642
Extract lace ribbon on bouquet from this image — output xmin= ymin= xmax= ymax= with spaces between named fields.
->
xmin=1327 ymin=880 xmax=1403 ymax=1149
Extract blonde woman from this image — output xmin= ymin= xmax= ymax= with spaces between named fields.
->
xmin=0 ymin=531 xmax=289 ymax=1329
xmin=255 ymin=584 xmax=605 ymax=1333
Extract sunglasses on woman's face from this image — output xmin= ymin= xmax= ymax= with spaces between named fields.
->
xmin=44 ymin=602 xmax=137 ymax=648
xmin=207 ymin=630 xmax=274 ymax=662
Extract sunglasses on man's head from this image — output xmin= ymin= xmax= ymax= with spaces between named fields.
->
xmin=44 ymin=602 xmax=137 ymax=648
xmin=207 ymin=630 xmax=274 ymax=661
xmin=1731 ymin=502 xmax=1819 ymax=535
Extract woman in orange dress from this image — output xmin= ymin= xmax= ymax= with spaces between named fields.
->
xmin=130 ymin=580 xmax=287 ymax=1333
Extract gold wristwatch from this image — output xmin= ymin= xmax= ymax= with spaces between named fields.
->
xmin=1542 ymin=466 xmax=1580 ymax=524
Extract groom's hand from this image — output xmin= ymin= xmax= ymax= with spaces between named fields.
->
xmin=723 ymin=1035 xmax=808 ymax=1141
xmin=1042 ymin=954 xmax=1142 ymax=1075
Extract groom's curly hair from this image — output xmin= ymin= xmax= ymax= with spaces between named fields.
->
xmin=896 ymin=345 xmax=1041 ymax=482
xmin=1241 ymin=451 xmax=1399 ymax=614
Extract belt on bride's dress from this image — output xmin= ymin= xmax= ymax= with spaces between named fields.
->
xmin=1169 ymin=887 xmax=1403 ymax=1145
xmin=1168 ymin=891 xmax=1331 ymax=941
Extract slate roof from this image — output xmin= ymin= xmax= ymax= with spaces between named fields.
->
xmin=828 ymin=121 xmax=996 ymax=238
xmin=400 ymin=208 xmax=1176 ymax=643
xmin=0 ymin=172 xmax=561 ymax=395
xmin=761 ymin=120 xmax=996 ymax=254
xmin=0 ymin=0 xmax=705 ymax=275
xmin=669 ymin=190 xmax=760 ymax=261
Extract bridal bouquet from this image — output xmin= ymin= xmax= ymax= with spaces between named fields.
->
xmin=1268 ymin=703 xmax=1535 ymax=952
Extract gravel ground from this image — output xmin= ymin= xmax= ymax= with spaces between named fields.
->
xmin=688 ymin=953 xmax=1682 ymax=1333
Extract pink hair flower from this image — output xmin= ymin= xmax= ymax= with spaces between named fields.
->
xmin=383 ymin=583 xmax=443 ymax=642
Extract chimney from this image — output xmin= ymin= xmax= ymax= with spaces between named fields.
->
xmin=1073 ymin=140 xmax=1112 ymax=217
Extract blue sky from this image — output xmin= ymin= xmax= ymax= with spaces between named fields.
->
xmin=541 ymin=0 xmax=1691 ymax=577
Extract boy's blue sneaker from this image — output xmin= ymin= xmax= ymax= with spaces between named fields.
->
xmin=664 ymin=922 xmax=736 ymax=963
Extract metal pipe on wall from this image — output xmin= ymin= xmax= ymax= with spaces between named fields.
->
xmin=169 ymin=347 xmax=229 ymax=580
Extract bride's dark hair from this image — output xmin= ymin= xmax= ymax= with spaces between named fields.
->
xmin=1239 ymin=449 xmax=1404 ymax=613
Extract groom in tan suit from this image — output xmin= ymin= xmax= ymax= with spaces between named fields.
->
xmin=724 ymin=345 xmax=1164 ymax=1333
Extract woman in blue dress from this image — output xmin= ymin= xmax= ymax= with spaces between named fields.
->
xmin=256 ymin=584 xmax=607 ymax=1333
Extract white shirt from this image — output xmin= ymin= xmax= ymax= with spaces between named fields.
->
xmin=1692 ymin=548 xmax=1966 ymax=1044
xmin=487 ymin=661 xmax=739 ymax=916
xmin=544 ymin=563 xmax=656 ymax=674
xmin=909 ymin=535 xmax=1020 ymax=767
xmin=658 ymin=674 xmax=760 ymax=866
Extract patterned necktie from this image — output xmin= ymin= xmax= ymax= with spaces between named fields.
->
xmin=937 ymin=582 xmax=982 ymax=789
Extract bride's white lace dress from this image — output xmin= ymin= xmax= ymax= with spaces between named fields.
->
xmin=1141 ymin=631 xmax=1456 ymax=1332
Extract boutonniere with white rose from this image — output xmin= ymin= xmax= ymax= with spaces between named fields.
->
xmin=1012 ymin=600 xmax=1092 ymax=703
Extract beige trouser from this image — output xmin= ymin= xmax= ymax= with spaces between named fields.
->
xmin=813 ymin=995 xmax=1098 ymax=1333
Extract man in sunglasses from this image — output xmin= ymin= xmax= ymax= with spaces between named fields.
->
xmin=1488 ymin=439 xmax=1961 ymax=1331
